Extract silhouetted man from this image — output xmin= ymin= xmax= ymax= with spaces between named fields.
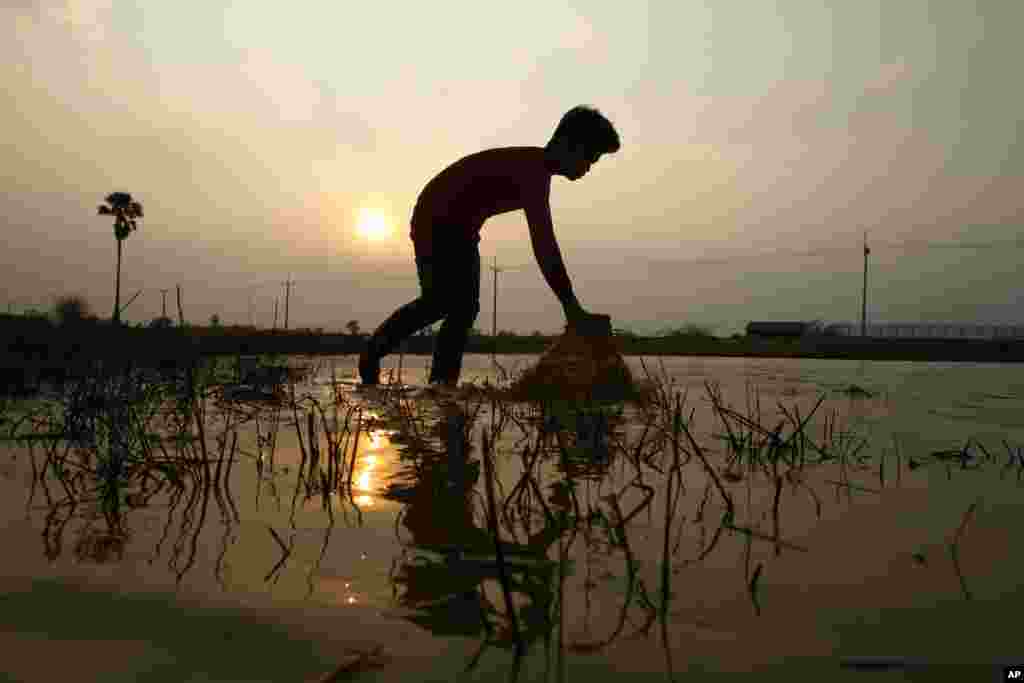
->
xmin=359 ymin=106 xmax=620 ymax=387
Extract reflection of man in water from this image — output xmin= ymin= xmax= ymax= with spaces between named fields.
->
xmin=390 ymin=419 xmax=489 ymax=637
xmin=399 ymin=427 xmax=485 ymax=552
xmin=389 ymin=412 xmax=565 ymax=645
xmin=360 ymin=106 xmax=620 ymax=387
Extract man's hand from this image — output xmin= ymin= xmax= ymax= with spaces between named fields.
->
xmin=564 ymin=301 xmax=612 ymax=337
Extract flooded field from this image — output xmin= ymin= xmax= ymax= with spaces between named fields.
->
xmin=1 ymin=352 xmax=1023 ymax=681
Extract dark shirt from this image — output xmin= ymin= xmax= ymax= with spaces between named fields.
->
xmin=410 ymin=147 xmax=549 ymax=252
xmin=409 ymin=146 xmax=574 ymax=304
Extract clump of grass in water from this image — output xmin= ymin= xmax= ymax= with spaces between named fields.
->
xmin=8 ymin=354 xmax=251 ymax=575
xmin=502 ymin=328 xmax=655 ymax=404
xmin=282 ymin=368 xmax=369 ymax=523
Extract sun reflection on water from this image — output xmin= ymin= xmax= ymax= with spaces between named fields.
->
xmin=351 ymin=431 xmax=388 ymax=506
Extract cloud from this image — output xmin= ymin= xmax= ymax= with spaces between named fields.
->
xmin=691 ymin=60 xmax=917 ymax=148
xmin=518 ymin=7 xmax=614 ymax=103
xmin=2 ymin=0 xmax=121 ymax=99
xmin=238 ymin=48 xmax=322 ymax=124
xmin=48 ymin=0 xmax=112 ymax=42
xmin=6 ymin=0 xmax=112 ymax=42
xmin=310 ymin=79 xmax=377 ymax=154
xmin=558 ymin=10 xmax=607 ymax=57
xmin=689 ymin=78 xmax=841 ymax=146
xmin=863 ymin=61 xmax=911 ymax=95
xmin=153 ymin=51 xmax=377 ymax=161
xmin=661 ymin=59 xmax=1006 ymax=245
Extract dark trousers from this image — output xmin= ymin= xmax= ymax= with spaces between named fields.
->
xmin=365 ymin=240 xmax=481 ymax=384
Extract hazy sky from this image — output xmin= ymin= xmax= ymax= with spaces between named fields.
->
xmin=3 ymin=1 xmax=1021 ymax=336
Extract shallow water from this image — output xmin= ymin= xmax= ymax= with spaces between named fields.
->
xmin=2 ymin=353 xmax=1023 ymax=680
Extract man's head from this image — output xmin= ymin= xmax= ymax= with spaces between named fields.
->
xmin=545 ymin=106 xmax=620 ymax=181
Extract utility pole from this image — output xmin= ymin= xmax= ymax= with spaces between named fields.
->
xmin=861 ymin=231 xmax=870 ymax=337
xmin=176 ymin=284 xmax=184 ymax=327
xmin=248 ymin=293 xmax=254 ymax=327
xmin=159 ymin=288 xmax=170 ymax=319
xmin=273 ymin=297 xmax=279 ymax=331
xmin=489 ymin=256 xmax=504 ymax=367
xmin=283 ymin=276 xmax=295 ymax=331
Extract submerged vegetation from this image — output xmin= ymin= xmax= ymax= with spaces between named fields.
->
xmin=1 ymin=350 xmax=1022 ymax=679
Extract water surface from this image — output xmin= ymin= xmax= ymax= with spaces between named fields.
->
xmin=2 ymin=353 xmax=1022 ymax=680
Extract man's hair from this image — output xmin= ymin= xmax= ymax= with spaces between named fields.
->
xmin=549 ymin=106 xmax=621 ymax=157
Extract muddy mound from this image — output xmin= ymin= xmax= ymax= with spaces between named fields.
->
xmin=505 ymin=327 xmax=648 ymax=403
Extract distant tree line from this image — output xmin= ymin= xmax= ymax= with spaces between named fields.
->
xmin=5 ymin=300 xmax=722 ymax=343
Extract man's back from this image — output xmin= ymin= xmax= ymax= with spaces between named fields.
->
xmin=410 ymin=146 xmax=550 ymax=250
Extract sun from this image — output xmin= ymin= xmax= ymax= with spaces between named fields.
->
xmin=356 ymin=208 xmax=393 ymax=241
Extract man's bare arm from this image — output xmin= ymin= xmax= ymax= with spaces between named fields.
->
xmin=524 ymin=190 xmax=581 ymax=315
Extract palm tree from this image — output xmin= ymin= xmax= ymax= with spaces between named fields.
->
xmin=97 ymin=192 xmax=144 ymax=325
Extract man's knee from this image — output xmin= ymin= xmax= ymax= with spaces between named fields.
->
xmin=465 ymin=299 xmax=481 ymax=322
xmin=417 ymin=293 xmax=448 ymax=319
xmin=448 ymin=299 xmax=480 ymax=326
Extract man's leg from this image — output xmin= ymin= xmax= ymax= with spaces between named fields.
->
xmin=360 ymin=256 xmax=446 ymax=385
xmin=429 ymin=244 xmax=480 ymax=385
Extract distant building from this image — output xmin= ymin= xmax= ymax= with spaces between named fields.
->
xmin=746 ymin=321 xmax=823 ymax=338
xmin=822 ymin=322 xmax=1024 ymax=340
